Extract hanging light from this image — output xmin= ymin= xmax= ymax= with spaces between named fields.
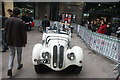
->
xmin=110 ymin=6 xmax=112 ymax=9
xmin=113 ymin=5 xmax=116 ymax=7
xmin=98 ymin=4 xmax=101 ymax=6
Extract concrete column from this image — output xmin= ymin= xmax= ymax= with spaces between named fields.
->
xmin=4 ymin=1 xmax=13 ymax=17
xmin=35 ymin=2 xmax=39 ymax=19
xmin=46 ymin=3 xmax=50 ymax=19
xmin=77 ymin=2 xmax=84 ymax=24
xmin=0 ymin=2 xmax=2 ymax=15
xmin=59 ymin=2 xmax=84 ymax=24
xmin=37 ymin=2 xmax=50 ymax=20
xmin=0 ymin=2 xmax=2 ymax=28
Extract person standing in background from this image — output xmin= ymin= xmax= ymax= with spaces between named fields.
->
xmin=1 ymin=16 xmax=9 ymax=52
xmin=7 ymin=9 xmax=13 ymax=17
xmin=21 ymin=12 xmax=32 ymax=31
xmin=88 ymin=21 xmax=93 ymax=30
xmin=116 ymin=23 xmax=120 ymax=38
xmin=91 ymin=20 xmax=98 ymax=32
xmin=4 ymin=8 xmax=27 ymax=77
xmin=105 ymin=23 xmax=112 ymax=36
xmin=42 ymin=15 xmax=50 ymax=32
xmin=97 ymin=21 xmax=107 ymax=34
xmin=1 ymin=9 xmax=13 ymax=52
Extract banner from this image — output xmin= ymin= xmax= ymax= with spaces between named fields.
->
xmin=83 ymin=28 xmax=92 ymax=45
xmin=76 ymin=25 xmax=120 ymax=63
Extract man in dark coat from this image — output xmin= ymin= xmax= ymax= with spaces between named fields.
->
xmin=4 ymin=8 xmax=27 ymax=77
xmin=42 ymin=15 xmax=50 ymax=32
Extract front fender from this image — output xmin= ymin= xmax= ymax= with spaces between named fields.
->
xmin=32 ymin=44 xmax=42 ymax=65
xmin=65 ymin=46 xmax=83 ymax=68
xmin=71 ymin=46 xmax=83 ymax=63
xmin=42 ymin=33 xmax=46 ymax=41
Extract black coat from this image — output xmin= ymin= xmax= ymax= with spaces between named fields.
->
xmin=42 ymin=18 xmax=50 ymax=27
xmin=21 ymin=16 xmax=31 ymax=23
xmin=91 ymin=24 xmax=98 ymax=32
xmin=105 ymin=27 xmax=112 ymax=36
xmin=4 ymin=16 xmax=27 ymax=47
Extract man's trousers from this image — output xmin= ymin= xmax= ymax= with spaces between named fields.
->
xmin=8 ymin=46 xmax=22 ymax=70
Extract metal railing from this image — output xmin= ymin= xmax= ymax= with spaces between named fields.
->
xmin=73 ymin=25 xmax=120 ymax=64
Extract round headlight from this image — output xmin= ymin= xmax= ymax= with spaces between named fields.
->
xmin=42 ymin=52 xmax=50 ymax=59
xmin=67 ymin=52 xmax=76 ymax=60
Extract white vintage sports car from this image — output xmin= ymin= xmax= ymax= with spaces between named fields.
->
xmin=32 ymin=22 xmax=83 ymax=74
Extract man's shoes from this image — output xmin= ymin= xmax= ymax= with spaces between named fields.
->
xmin=2 ymin=50 xmax=6 ymax=52
xmin=2 ymin=47 xmax=9 ymax=52
xmin=7 ymin=69 xmax=12 ymax=77
xmin=6 ymin=47 xmax=9 ymax=50
xmin=17 ymin=64 xmax=23 ymax=70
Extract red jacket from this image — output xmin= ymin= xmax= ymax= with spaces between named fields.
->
xmin=97 ymin=24 xmax=107 ymax=34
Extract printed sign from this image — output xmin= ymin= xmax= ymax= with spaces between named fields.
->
xmin=77 ymin=25 xmax=120 ymax=63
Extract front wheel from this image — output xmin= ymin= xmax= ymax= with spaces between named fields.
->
xmin=66 ymin=65 xmax=82 ymax=74
xmin=34 ymin=65 xmax=41 ymax=73
xmin=34 ymin=64 xmax=49 ymax=74
xmin=74 ymin=66 xmax=82 ymax=74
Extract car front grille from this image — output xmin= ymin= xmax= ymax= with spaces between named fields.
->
xmin=53 ymin=45 xmax=64 ymax=68
xmin=53 ymin=45 xmax=57 ymax=68
xmin=59 ymin=46 xmax=64 ymax=68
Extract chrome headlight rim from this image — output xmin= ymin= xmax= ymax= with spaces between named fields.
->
xmin=42 ymin=52 xmax=50 ymax=59
xmin=67 ymin=52 xmax=76 ymax=60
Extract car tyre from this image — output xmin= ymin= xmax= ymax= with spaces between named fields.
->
xmin=65 ymin=65 xmax=82 ymax=74
xmin=38 ymin=26 xmax=43 ymax=33
xmin=34 ymin=65 xmax=49 ymax=74
xmin=27 ymin=26 xmax=31 ymax=31
xmin=73 ymin=66 xmax=82 ymax=74
xmin=34 ymin=65 xmax=41 ymax=73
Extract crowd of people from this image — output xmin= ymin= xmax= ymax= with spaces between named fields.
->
xmin=83 ymin=19 xmax=120 ymax=38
